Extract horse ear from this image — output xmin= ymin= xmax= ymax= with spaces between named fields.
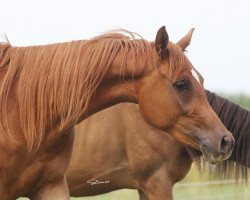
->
xmin=155 ymin=26 xmax=169 ymax=59
xmin=176 ymin=28 xmax=195 ymax=51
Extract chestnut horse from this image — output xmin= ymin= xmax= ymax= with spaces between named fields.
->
xmin=0 ymin=27 xmax=234 ymax=199
xmin=66 ymin=91 xmax=250 ymax=200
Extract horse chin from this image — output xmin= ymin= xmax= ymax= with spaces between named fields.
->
xmin=203 ymin=156 xmax=222 ymax=165
xmin=200 ymin=145 xmax=223 ymax=165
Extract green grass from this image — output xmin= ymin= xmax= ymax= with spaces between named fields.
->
xmin=172 ymin=166 xmax=250 ymax=200
xmin=174 ymin=183 xmax=250 ymax=200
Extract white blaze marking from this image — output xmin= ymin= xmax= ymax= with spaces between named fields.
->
xmin=191 ymin=69 xmax=200 ymax=84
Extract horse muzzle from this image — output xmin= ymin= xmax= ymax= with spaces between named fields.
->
xmin=200 ymin=135 xmax=235 ymax=164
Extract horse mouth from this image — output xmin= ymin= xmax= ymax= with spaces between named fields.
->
xmin=200 ymin=145 xmax=231 ymax=164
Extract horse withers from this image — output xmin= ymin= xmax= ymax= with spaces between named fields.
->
xmin=0 ymin=27 xmax=234 ymax=199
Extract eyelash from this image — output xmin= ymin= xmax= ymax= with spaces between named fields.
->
xmin=173 ymin=80 xmax=190 ymax=91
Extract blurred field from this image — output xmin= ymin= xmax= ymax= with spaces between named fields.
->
xmin=226 ymin=93 xmax=250 ymax=109
xmin=18 ymin=93 xmax=250 ymax=199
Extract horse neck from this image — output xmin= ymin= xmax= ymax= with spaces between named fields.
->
xmin=0 ymin=41 xmax=154 ymax=152
xmin=79 ymin=49 xmax=154 ymax=120
xmin=206 ymin=90 xmax=250 ymax=167
xmin=40 ymin=41 xmax=154 ymax=133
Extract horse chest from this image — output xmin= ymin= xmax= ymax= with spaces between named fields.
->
xmin=0 ymin=132 xmax=74 ymax=199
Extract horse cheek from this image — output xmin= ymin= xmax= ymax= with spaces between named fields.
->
xmin=138 ymin=81 xmax=181 ymax=131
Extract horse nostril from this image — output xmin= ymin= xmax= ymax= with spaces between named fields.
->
xmin=220 ymin=136 xmax=231 ymax=154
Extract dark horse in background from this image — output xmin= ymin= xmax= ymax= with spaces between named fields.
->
xmin=66 ymin=90 xmax=250 ymax=200
xmin=0 ymin=26 xmax=234 ymax=199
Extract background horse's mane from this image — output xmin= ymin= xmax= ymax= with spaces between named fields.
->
xmin=0 ymin=30 xmax=190 ymax=152
xmin=206 ymin=90 xmax=250 ymax=182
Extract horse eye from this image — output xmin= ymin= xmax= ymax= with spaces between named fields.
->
xmin=173 ymin=80 xmax=189 ymax=91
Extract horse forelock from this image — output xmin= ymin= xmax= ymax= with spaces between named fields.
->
xmin=167 ymin=42 xmax=193 ymax=82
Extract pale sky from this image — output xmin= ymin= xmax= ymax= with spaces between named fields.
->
xmin=0 ymin=0 xmax=250 ymax=94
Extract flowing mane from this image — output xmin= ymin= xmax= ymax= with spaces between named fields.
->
xmin=0 ymin=30 xmax=189 ymax=152
xmin=206 ymin=90 xmax=250 ymax=182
